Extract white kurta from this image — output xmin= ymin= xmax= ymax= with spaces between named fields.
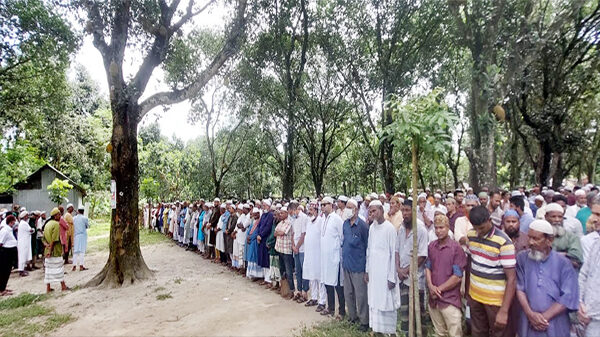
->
xmin=17 ymin=220 xmax=33 ymax=270
xmin=303 ymin=215 xmax=322 ymax=280
xmin=190 ymin=211 xmax=199 ymax=245
xmin=367 ymin=220 xmax=401 ymax=311
xmin=215 ymin=213 xmax=226 ymax=252
xmin=320 ymin=212 xmax=344 ymax=286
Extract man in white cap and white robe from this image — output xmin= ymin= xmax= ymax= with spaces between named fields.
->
xmin=17 ymin=211 xmax=34 ymax=276
xmin=319 ymin=196 xmax=345 ymax=318
xmin=366 ymin=200 xmax=400 ymax=334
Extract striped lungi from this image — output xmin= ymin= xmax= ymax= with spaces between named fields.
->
xmin=44 ymin=257 xmax=64 ymax=284
xmin=369 ymin=307 xmax=397 ymax=334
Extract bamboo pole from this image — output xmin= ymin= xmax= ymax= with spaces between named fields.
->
xmin=411 ymin=141 xmax=423 ymax=337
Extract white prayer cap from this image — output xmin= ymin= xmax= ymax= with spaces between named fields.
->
xmin=19 ymin=207 xmax=26 ymax=212
xmin=280 ymin=206 xmax=288 ymax=212
xmin=511 ymin=190 xmax=522 ymax=197
xmin=529 ymin=219 xmax=554 ymax=235
xmin=252 ymin=207 xmax=260 ymax=213
xmin=338 ymin=195 xmax=348 ymax=202
xmin=398 ymin=197 xmax=405 ymax=204
xmin=418 ymin=193 xmax=427 ymax=200
xmin=237 ymin=205 xmax=243 ymax=210
xmin=214 ymin=197 xmax=220 ymax=202
xmin=243 ymin=204 xmax=250 ymax=209
xmin=379 ymin=193 xmax=386 ymax=199
xmin=369 ymin=200 xmax=383 ymax=208
xmin=564 ymin=186 xmax=572 ymax=192
xmin=321 ymin=196 xmax=335 ymax=205
xmin=19 ymin=211 xmax=28 ymax=219
xmin=355 ymin=195 xmax=363 ymax=202
xmin=226 ymin=200 xmax=233 ymax=204
xmin=347 ymin=199 xmax=358 ymax=208
xmin=447 ymin=193 xmax=454 ymax=198
xmin=262 ymin=199 xmax=272 ymax=206
xmin=434 ymin=193 xmax=442 ymax=199
xmin=434 ymin=209 xmax=447 ymax=216
xmin=66 ymin=203 xmax=74 ymax=209
xmin=33 ymin=211 xmax=40 ymax=216
xmin=276 ymin=203 xmax=282 ymax=209
xmin=545 ymin=203 xmax=564 ymax=214
xmin=535 ymin=195 xmax=544 ymax=201
xmin=40 ymin=211 xmax=46 ymax=215
xmin=575 ymin=189 xmax=586 ymax=196
xmin=369 ymin=193 xmax=378 ymax=200
xmin=220 ymin=204 xmax=226 ymax=209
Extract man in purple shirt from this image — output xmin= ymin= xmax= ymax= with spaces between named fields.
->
xmin=516 ymin=219 xmax=579 ymax=337
xmin=425 ymin=214 xmax=467 ymax=337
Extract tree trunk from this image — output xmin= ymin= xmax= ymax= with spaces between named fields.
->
xmin=214 ymin=179 xmax=221 ymax=198
xmin=551 ymin=152 xmax=563 ymax=189
xmin=410 ymin=141 xmax=422 ymax=337
xmin=87 ymin=105 xmax=152 ymax=287
xmin=536 ymin=141 xmax=552 ymax=187
xmin=379 ymin=138 xmax=395 ymax=194
xmin=282 ymin=126 xmax=295 ymax=199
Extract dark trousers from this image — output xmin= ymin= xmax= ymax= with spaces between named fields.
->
xmin=63 ymin=236 xmax=72 ymax=263
xmin=279 ymin=253 xmax=295 ymax=292
xmin=0 ymin=247 xmax=17 ymax=291
xmin=468 ymin=296 xmax=515 ymax=337
xmin=399 ymin=283 xmax=426 ymax=335
xmin=325 ymin=268 xmax=345 ymax=316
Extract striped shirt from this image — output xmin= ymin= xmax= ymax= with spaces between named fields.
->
xmin=467 ymin=226 xmax=516 ymax=306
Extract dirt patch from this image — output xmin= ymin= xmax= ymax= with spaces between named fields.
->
xmin=5 ymin=241 xmax=327 ymax=336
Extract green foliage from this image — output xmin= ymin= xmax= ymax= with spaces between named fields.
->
xmin=47 ymin=178 xmax=73 ymax=205
xmin=385 ymin=90 xmax=456 ymax=163
xmin=140 ymin=177 xmax=160 ymax=203
xmin=0 ymin=139 xmax=45 ymax=192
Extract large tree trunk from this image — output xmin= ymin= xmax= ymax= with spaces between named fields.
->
xmin=282 ymin=112 xmax=296 ymax=199
xmin=536 ymin=141 xmax=552 ymax=187
xmin=88 ymin=105 xmax=152 ymax=287
xmin=468 ymin=68 xmax=497 ymax=191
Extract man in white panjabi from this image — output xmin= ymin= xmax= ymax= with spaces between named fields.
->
xmin=365 ymin=200 xmax=400 ymax=335
xmin=17 ymin=211 xmax=34 ymax=277
xmin=233 ymin=204 xmax=251 ymax=271
xmin=319 ymin=196 xmax=345 ymax=318
xmin=303 ymin=201 xmax=327 ymax=312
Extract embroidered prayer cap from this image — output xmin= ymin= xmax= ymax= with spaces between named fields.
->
xmin=545 ymin=203 xmax=564 ymax=214
xmin=50 ymin=208 xmax=60 ymax=216
xmin=369 ymin=200 xmax=383 ymax=208
xmin=529 ymin=219 xmax=554 ymax=235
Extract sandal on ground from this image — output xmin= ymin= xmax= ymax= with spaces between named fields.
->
xmin=304 ymin=299 xmax=317 ymax=307
xmin=79 ymin=267 xmax=89 ymax=271
xmin=320 ymin=309 xmax=334 ymax=316
xmin=296 ymin=296 xmax=307 ymax=304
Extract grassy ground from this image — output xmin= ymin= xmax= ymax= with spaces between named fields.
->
xmin=87 ymin=217 xmax=170 ymax=252
xmin=0 ymin=293 xmax=72 ymax=337
xmin=298 ymin=318 xmax=435 ymax=337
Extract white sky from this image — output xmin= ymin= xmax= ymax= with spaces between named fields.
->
xmin=72 ymin=2 xmax=227 ymax=142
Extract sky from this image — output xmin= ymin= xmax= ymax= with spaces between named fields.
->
xmin=73 ymin=2 xmax=228 ymax=142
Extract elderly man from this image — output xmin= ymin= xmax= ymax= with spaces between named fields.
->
xmin=320 ymin=196 xmax=345 ymax=318
xmin=516 ymin=220 xmax=579 ymax=337
xmin=544 ymin=203 xmax=583 ymax=269
xmin=417 ymin=193 xmax=433 ymax=228
xmin=467 ymin=206 xmax=516 ymax=337
xmin=479 ymin=192 xmax=489 ymax=206
xmin=43 ymin=208 xmax=70 ymax=293
xmin=303 ymin=201 xmax=327 ymax=311
xmin=72 ymin=206 xmax=89 ymax=271
xmin=341 ymin=198 xmax=370 ymax=330
xmin=257 ymin=200 xmax=275 ymax=285
xmin=552 ymin=194 xmax=584 ymax=237
xmin=365 ymin=200 xmax=399 ymax=334
xmin=385 ymin=196 xmax=403 ymax=231
xmin=566 ymin=189 xmax=587 ymax=218
xmin=576 ymin=191 xmax=597 ymax=232
xmin=397 ymin=198 xmax=428 ymax=335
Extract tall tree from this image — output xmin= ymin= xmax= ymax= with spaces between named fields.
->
xmin=329 ymin=0 xmax=447 ymax=193
xmin=78 ymin=0 xmax=248 ymax=286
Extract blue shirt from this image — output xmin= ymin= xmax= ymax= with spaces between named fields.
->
xmin=519 ymin=212 xmax=534 ymax=233
xmin=341 ymin=217 xmax=369 ymax=273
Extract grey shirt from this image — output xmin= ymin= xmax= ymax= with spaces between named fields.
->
xmin=580 ymin=240 xmax=600 ymax=320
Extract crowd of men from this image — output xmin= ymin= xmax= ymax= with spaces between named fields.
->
xmin=144 ymin=184 xmax=600 ymax=337
xmin=0 ymin=204 xmax=90 ymax=295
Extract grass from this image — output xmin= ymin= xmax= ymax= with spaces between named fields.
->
xmin=0 ymin=293 xmax=72 ymax=337
xmin=87 ymin=218 xmax=170 ymax=253
xmin=173 ymin=277 xmax=183 ymax=284
xmin=156 ymin=293 xmax=172 ymax=301
xmin=298 ymin=317 xmax=435 ymax=337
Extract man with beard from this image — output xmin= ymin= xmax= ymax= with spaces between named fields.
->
xmin=544 ymin=203 xmax=583 ymax=269
xmin=516 ymin=219 xmax=579 ymax=337
xmin=397 ymin=198 xmax=428 ymax=336
xmin=488 ymin=191 xmax=504 ymax=229
xmin=499 ymin=209 xmax=529 ymax=337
